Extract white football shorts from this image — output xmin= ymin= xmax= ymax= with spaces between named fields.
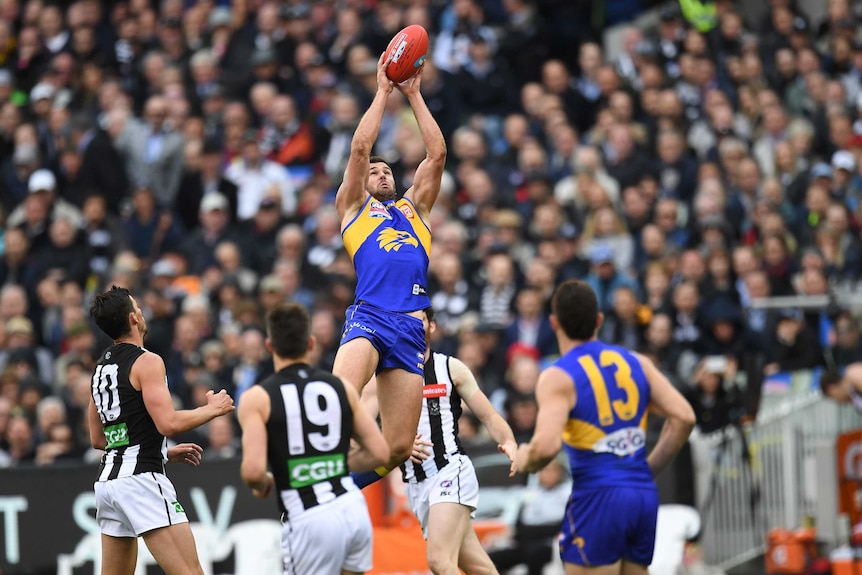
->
xmin=281 ymin=489 xmax=373 ymax=575
xmin=94 ymin=472 xmax=189 ymax=537
xmin=404 ymin=453 xmax=479 ymax=538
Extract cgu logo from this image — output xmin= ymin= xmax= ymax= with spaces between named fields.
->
xmin=290 ymin=457 xmax=345 ymax=487
xmin=104 ymin=424 xmax=129 ymax=449
xmin=593 ymin=427 xmax=645 ymax=457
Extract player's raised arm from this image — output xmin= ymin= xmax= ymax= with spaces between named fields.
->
xmin=336 ymin=53 xmax=394 ymax=226
xmin=136 ymin=352 xmax=235 ymax=437
xmin=635 ymin=352 xmax=696 ymax=476
xmin=398 ymin=66 xmax=447 ymax=220
xmin=515 ymin=366 xmax=576 ymax=474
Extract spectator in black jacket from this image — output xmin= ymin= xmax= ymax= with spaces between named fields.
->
xmin=766 ymin=308 xmax=826 ymax=374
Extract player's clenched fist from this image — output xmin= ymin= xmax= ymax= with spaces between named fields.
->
xmin=206 ymin=389 xmax=236 ymax=414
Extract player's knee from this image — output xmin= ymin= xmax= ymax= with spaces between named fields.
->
xmin=426 ymin=549 xmax=457 ymax=575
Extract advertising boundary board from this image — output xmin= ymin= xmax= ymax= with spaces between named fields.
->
xmin=0 ymin=458 xmax=276 ymax=575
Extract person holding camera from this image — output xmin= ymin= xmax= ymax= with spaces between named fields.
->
xmin=683 ymin=355 xmax=746 ymax=434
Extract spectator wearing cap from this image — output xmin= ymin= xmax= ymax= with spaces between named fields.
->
xmin=7 ymin=169 xmax=84 ymax=231
xmin=176 ymin=138 xmax=239 ymax=231
xmin=28 ymin=82 xmax=55 ymax=159
xmin=585 ymin=243 xmax=642 ymax=313
xmin=123 ymin=187 xmax=184 ymax=265
xmin=765 ymin=308 xmax=825 ymax=374
xmin=831 ymin=149 xmax=861 ymax=201
xmin=179 ymin=191 xmax=239 ymax=275
xmin=247 ymin=47 xmax=288 ymax=94
xmin=238 ymin=192 xmax=287 ymax=276
xmin=114 ymin=94 xmax=185 ymax=208
xmin=225 ymin=128 xmax=295 ymax=220
xmin=276 ymin=3 xmax=314 ymax=76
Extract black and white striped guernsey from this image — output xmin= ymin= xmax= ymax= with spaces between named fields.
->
xmin=92 ymin=343 xmax=168 ymax=481
xmin=261 ymin=363 xmax=356 ymax=520
xmin=400 ymin=351 xmax=463 ymax=483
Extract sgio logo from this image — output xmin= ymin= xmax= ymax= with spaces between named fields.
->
xmin=288 ymin=454 xmax=345 ymax=488
xmin=593 ymin=427 xmax=645 ymax=457
xmin=104 ymin=423 xmax=129 ymax=449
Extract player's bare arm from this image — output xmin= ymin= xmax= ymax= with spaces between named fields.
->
xmin=515 ymin=366 xmax=575 ymax=474
xmin=237 ymin=385 xmax=274 ymax=498
xmin=136 ymin=351 xmax=235 ymax=436
xmin=453 ymin=357 xmax=517 ymax=476
xmin=399 ymin=66 xmax=447 ymax=221
xmin=87 ymin=395 xmax=107 ymax=450
xmin=345 ymin=380 xmax=390 ymax=473
xmin=635 ymin=352 xmax=696 ymax=476
xmin=335 ymin=53 xmax=394 ymax=227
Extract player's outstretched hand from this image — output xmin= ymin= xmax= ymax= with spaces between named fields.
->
xmin=410 ymin=433 xmax=432 ymax=464
xmin=168 ymin=443 xmax=203 ymax=466
xmin=377 ymin=52 xmax=394 ymax=94
xmin=207 ymin=389 xmax=236 ymax=415
xmin=252 ymin=472 xmax=275 ymax=499
xmin=498 ymin=439 xmax=518 ymax=477
xmin=395 ymin=62 xmax=424 ymax=96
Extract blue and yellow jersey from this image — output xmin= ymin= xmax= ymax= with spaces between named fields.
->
xmin=342 ymin=195 xmax=431 ymax=312
xmin=556 ymin=340 xmax=654 ymax=488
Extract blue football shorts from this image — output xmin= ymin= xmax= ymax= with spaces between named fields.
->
xmin=340 ymin=303 xmax=426 ymax=376
xmin=559 ymin=485 xmax=659 ymax=567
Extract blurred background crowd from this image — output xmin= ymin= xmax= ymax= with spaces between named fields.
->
xmin=0 ymin=0 xmax=860 ymax=475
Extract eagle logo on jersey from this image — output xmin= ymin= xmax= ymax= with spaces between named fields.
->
xmin=376 ymin=228 xmax=418 ymax=252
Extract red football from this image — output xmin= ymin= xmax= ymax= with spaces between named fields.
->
xmin=384 ymin=25 xmax=429 ymax=84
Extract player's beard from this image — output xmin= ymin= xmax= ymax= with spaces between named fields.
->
xmin=372 ymin=187 xmax=396 ymax=201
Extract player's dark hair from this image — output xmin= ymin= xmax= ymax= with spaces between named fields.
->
xmin=820 ymin=368 xmax=843 ymax=394
xmin=369 ymin=155 xmax=392 ymax=171
xmin=425 ymin=306 xmax=436 ymax=324
xmin=90 ymin=285 xmax=134 ymax=340
xmin=266 ymin=302 xmax=311 ymax=360
xmin=552 ymin=279 xmax=599 ymax=341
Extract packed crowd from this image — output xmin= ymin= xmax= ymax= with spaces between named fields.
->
xmin=0 ymin=0 xmax=861 ymax=468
